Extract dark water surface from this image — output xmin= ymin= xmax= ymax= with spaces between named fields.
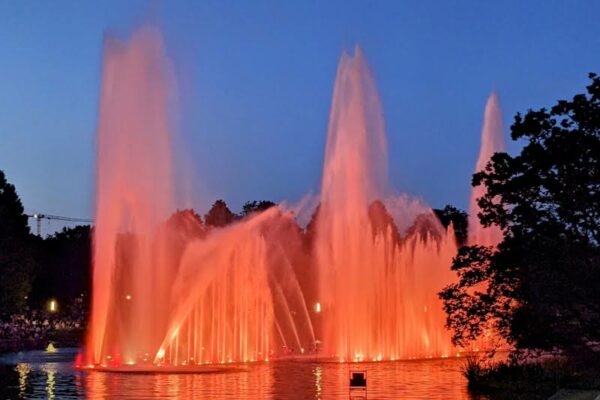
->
xmin=0 ymin=349 xmax=485 ymax=399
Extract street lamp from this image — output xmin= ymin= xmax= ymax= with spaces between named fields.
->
xmin=48 ymin=299 xmax=58 ymax=313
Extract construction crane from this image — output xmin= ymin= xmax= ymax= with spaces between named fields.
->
xmin=27 ymin=213 xmax=94 ymax=237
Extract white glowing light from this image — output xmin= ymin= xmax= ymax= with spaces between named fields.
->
xmin=156 ymin=348 xmax=166 ymax=359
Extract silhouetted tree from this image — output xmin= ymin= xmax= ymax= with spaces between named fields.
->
xmin=0 ymin=170 xmax=35 ymax=315
xmin=166 ymin=209 xmax=205 ymax=237
xmin=204 ymin=200 xmax=236 ymax=227
xmin=32 ymin=225 xmax=91 ymax=305
xmin=368 ymin=200 xmax=401 ymax=243
xmin=242 ymin=200 xmax=276 ymax=216
xmin=434 ymin=205 xmax=468 ymax=246
xmin=404 ymin=212 xmax=445 ymax=242
xmin=440 ymin=74 xmax=600 ymax=359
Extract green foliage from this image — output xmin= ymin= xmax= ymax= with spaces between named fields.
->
xmin=434 ymin=205 xmax=468 ymax=246
xmin=440 ymin=74 xmax=600 ymax=358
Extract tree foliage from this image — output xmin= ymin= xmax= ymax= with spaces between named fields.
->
xmin=31 ymin=225 xmax=92 ymax=305
xmin=242 ymin=200 xmax=276 ymax=216
xmin=440 ymin=74 xmax=600 ymax=357
xmin=0 ymin=170 xmax=35 ymax=315
xmin=204 ymin=199 xmax=237 ymax=227
xmin=434 ymin=205 xmax=468 ymax=246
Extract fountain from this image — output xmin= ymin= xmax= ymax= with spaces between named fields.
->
xmin=468 ymin=92 xmax=505 ymax=247
xmin=314 ymin=47 xmax=457 ymax=361
xmin=86 ymin=28 xmax=460 ymax=369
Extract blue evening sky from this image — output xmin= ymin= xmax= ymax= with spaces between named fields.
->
xmin=1 ymin=1 xmax=599 ymax=235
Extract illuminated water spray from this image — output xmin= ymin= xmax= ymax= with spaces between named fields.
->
xmin=314 ymin=47 xmax=457 ymax=361
xmin=468 ymin=92 xmax=505 ymax=247
xmin=88 ymin=27 xmax=312 ymax=367
xmin=87 ymin=30 xmax=459 ymax=369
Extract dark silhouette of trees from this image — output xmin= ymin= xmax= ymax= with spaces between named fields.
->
xmin=242 ymin=200 xmax=276 ymax=216
xmin=166 ymin=209 xmax=205 ymax=237
xmin=368 ymin=200 xmax=401 ymax=242
xmin=204 ymin=199 xmax=237 ymax=227
xmin=32 ymin=225 xmax=91 ymax=306
xmin=440 ymin=74 xmax=600 ymax=359
xmin=0 ymin=170 xmax=35 ymax=315
xmin=434 ymin=205 xmax=468 ymax=246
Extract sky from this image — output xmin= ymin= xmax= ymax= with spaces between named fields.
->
xmin=0 ymin=1 xmax=599 ymax=235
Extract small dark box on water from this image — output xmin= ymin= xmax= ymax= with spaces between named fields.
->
xmin=350 ymin=371 xmax=367 ymax=399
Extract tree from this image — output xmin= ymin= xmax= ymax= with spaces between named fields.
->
xmin=241 ymin=200 xmax=276 ymax=217
xmin=31 ymin=225 xmax=92 ymax=305
xmin=0 ymin=170 xmax=29 ymax=239
xmin=204 ymin=200 xmax=237 ymax=228
xmin=0 ymin=170 xmax=35 ymax=315
xmin=440 ymin=74 xmax=600 ymax=359
xmin=166 ymin=209 xmax=205 ymax=237
xmin=434 ymin=205 xmax=468 ymax=246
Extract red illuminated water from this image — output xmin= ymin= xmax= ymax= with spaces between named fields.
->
xmin=314 ymin=48 xmax=457 ymax=361
xmin=468 ymin=92 xmax=505 ymax=247
xmin=88 ymin=29 xmax=461 ymax=369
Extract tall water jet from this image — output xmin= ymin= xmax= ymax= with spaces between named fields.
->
xmin=468 ymin=92 xmax=505 ymax=247
xmin=88 ymin=27 xmax=313 ymax=367
xmin=89 ymin=27 xmax=178 ymax=365
xmin=314 ymin=48 xmax=458 ymax=361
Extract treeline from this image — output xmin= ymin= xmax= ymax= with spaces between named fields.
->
xmin=0 ymin=172 xmax=93 ymax=316
xmin=0 ymin=171 xmax=469 ymax=318
xmin=0 ymin=193 xmax=276 ymax=316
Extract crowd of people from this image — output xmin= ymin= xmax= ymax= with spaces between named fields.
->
xmin=0 ymin=299 xmax=87 ymax=352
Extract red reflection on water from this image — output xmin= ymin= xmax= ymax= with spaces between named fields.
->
xmin=80 ymin=359 xmax=473 ymax=399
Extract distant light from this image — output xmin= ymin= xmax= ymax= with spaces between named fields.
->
xmin=125 ymin=294 xmax=132 ymax=300
xmin=315 ymin=302 xmax=321 ymax=313
xmin=48 ymin=299 xmax=58 ymax=313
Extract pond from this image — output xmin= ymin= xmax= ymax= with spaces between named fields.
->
xmin=0 ymin=348 xmax=487 ymax=399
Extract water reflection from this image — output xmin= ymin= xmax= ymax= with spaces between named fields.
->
xmin=43 ymin=365 xmax=56 ymax=399
xmin=314 ymin=365 xmax=322 ymax=399
xmin=0 ymin=349 xmax=483 ymax=399
xmin=16 ymin=363 xmax=31 ymax=397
